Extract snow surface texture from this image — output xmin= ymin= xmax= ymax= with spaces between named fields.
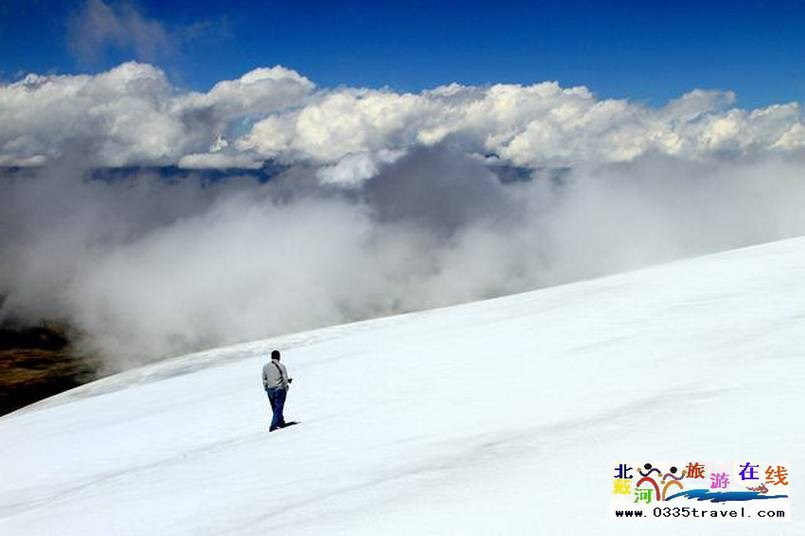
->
xmin=1 ymin=237 xmax=803 ymax=535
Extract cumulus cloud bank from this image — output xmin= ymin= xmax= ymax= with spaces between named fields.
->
xmin=0 ymin=63 xmax=313 ymax=168
xmin=5 ymin=62 xmax=805 ymax=172
xmin=2 ymin=62 xmax=805 ymax=369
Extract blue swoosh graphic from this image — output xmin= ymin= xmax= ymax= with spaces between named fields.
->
xmin=665 ymin=489 xmax=789 ymax=503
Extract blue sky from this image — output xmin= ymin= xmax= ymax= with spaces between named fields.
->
xmin=1 ymin=0 xmax=804 ymax=108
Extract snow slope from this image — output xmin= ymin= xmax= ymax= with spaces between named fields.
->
xmin=1 ymin=237 xmax=804 ymax=535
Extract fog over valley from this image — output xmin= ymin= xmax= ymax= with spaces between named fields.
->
xmin=3 ymin=62 xmax=805 ymax=370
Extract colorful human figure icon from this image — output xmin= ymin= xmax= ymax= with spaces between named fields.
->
xmin=661 ymin=466 xmax=685 ymax=499
xmin=636 ymin=463 xmax=661 ymax=500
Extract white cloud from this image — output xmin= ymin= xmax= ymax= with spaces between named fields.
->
xmin=6 ymin=151 xmax=805 ymax=369
xmin=0 ymin=62 xmax=313 ymax=167
xmin=316 ymin=149 xmax=406 ymax=185
xmin=179 ymin=66 xmax=315 ymax=126
xmin=0 ymin=62 xmax=805 ymax=170
xmin=238 ymin=81 xmax=805 ymax=171
xmin=237 ymin=88 xmax=430 ymax=163
xmin=5 ymin=62 xmax=805 ymax=369
xmin=178 ymin=152 xmax=263 ymax=170
xmin=2 ymin=62 xmax=805 ymax=171
xmin=67 ymin=0 xmax=175 ymax=64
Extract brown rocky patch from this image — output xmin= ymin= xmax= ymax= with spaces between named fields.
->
xmin=0 ymin=325 xmax=100 ymax=416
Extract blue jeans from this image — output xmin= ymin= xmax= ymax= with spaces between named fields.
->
xmin=266 ymin=387 xmax=287 ymax=431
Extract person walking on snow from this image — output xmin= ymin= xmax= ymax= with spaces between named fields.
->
xmin=263 ymin=349 xmax=293 ymax=431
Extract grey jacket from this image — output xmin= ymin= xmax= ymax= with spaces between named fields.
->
xmin=262 ymin=360 xmax=290 ymax=390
